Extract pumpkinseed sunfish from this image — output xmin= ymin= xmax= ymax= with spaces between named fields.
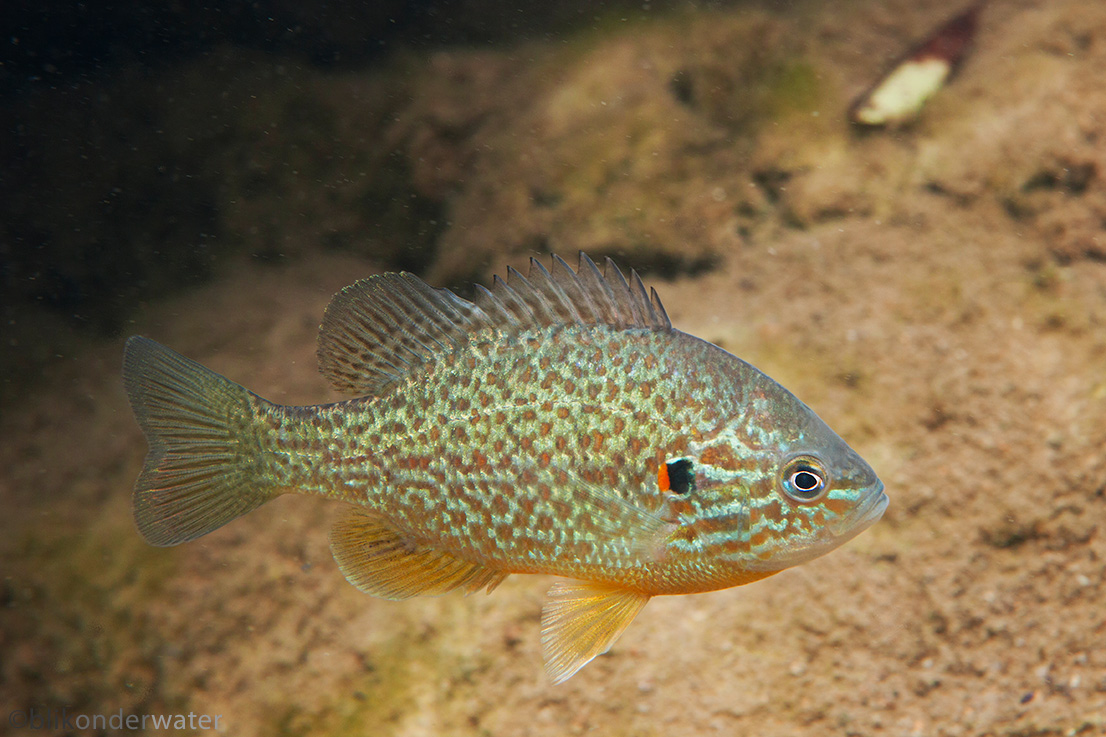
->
xmin=122 ymin=254 xmax=887 ymax=682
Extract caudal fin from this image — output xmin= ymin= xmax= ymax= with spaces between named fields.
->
xmin=122 ymin=336 xmax=278 ymax=546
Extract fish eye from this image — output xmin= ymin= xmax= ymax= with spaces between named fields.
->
xmin=781 ymin=457 xmax=828 ymax=502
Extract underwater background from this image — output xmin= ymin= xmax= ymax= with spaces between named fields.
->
xmin=2 ymin=0 xmax=1105 ymax=734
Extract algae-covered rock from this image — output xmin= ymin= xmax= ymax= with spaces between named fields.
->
xmin=416 ymin=10 xmax=826 ymax=286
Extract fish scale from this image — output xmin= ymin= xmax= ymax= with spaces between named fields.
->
xmin=122 ymin=253 xmax=887 ymax=683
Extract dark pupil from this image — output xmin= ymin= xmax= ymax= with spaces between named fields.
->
xmin=666 ymin=459 xmax=695 ymax=494
xmin=792 ymin=470 xmax=821 ymax=492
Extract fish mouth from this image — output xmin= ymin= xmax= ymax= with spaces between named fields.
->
xmin=833 ymin=481 xmax=888 ymax=537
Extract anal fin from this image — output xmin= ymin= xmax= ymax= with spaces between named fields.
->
xmin=541 ymin=580 xmax=651 ymax=684
xmin=329 ymin=510 xmax=507 ymax=600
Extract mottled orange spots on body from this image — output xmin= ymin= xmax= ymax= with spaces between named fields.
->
xmin=700 ymin=444 xmax=739 ymax=469
xmin=591 ymin=430 xmax=605 ymax=451
xmin=692 ymin=514 xmax=738 ymax=536
xmin=757 ymin=500 xmax=784 ymax=522
xmin=748 ymin=529 xmax=773 ymax=550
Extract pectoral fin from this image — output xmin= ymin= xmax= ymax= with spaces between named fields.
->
xmin=329 ymin=510 xmax=507 ymax=600
xmin=541 ymin=580 xmax=651 ymax=684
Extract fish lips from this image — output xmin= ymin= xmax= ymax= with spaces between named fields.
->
xmin=834 ymin=481 xmax=889 ymax=537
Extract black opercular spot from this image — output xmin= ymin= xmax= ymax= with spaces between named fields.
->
xmin=666 ymin=458 xmax=695 ymax=494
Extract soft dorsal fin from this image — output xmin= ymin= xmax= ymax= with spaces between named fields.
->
xmin=317 ymin=271 xmax=488 ymax=396
xmin=317 ymin=253 xmax=672 ymax=397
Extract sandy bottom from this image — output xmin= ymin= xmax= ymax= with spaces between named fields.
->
xmin=4 ymin=225 xmax=1106 ymax=736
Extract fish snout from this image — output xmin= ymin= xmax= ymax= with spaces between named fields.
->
xmin=833 ymin=480 xmax=888 ymax=537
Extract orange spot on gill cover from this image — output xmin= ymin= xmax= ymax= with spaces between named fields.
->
xmin=657 ymin=462 xmax=670 ymax=491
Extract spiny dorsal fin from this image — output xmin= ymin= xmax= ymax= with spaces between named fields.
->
xmin=317 ymin=253 xmax=671 ymax=396
xmin=474 ymin=255 xmax=670 ymax=332
xmin=329 ymin=509 xmax=508 ymax=600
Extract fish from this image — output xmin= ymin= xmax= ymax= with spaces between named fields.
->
xmin=122 ymin=253 xmax=887 ymax=683
xmin=849 ymin=2 xmax=984 ymax=127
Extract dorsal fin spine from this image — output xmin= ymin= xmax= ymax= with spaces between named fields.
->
xmin=493 ymin=274 xmax=537 ymax=325
xmin=507 ymin=267 xmax=555 ymax=324
xmin=575 ymin=254 xmax=621 ymax=324
xmin=650 ymin=287 xmax=671 ymax=328
xmin=630 ymin=271 xmax=660 ymax=329
xmin=551 ymin=254 xmax=599 ymax=323
xmin=603 ymin=258 xmax=643 ymax=326
xmin=472 ymin=284 xmax=516 ymax=327
xmin=528 ymin=257 xmax=585 ymax=325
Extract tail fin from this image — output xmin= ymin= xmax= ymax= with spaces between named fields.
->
xmin=122 ymin=336 xmax=278 ymax=546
